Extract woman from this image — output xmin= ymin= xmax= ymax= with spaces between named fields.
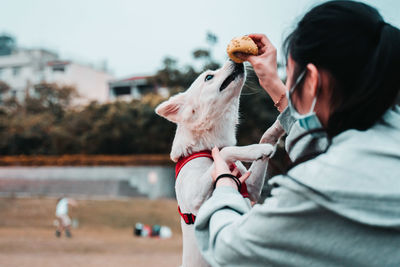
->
xmin=194 ymin=1 xmax=400 ymax=266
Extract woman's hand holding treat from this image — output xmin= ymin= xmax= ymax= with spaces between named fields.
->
xmin=228 ymin=34 xmax=287 ymax=111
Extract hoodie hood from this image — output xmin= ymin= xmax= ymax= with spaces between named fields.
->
xmin=271 ymin=105 xmax=400 ymax=229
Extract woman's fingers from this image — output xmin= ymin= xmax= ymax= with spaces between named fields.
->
xmin=240 ymin=34 xmax=276 ymax=65
xmin=245 ymin=54 xmax=259 ymax=65
xmin=247 ymin=33 xmax=268 ymax=44
xmin=211 ymin=147 xmax=224 ymax=166
xmin=211 ymin=147 xmax=231 ymax=181
xmin=235 ymin=34 xmax=274 ymax=63
xmin=211 ymin=148 xmax=251 ymax=190
xmin=235 ymin=34 xmax=271 ymax=63
xmin=231 ymin=167 xmax=240 ymax=177
xmin=248 ymin=34 xmax=273 ymax=52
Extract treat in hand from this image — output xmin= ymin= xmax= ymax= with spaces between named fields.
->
xmin=227 ymin=36 xmax=258 ymax=63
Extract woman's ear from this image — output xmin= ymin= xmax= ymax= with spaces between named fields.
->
xmin=155 ymin=93 xmax=186 ymax=123
xmin=304 ymin=63 xmax=320 ymax=98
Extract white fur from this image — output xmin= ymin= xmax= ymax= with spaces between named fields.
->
xmin=155 ymin=61 xmax=284 ymax=267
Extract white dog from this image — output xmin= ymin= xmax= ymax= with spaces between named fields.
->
xmin=156 ymin=60 xmax=284 ymax=267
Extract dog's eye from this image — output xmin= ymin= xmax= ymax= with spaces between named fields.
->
xmin=204 ymin=74 xmax=214 ymax=81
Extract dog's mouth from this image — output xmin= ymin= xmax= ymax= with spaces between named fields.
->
xmin=219 ymin=63 xmax=244 ymax=92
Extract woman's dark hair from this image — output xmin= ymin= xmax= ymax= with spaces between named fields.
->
xmin=284 ymin=0 xmax=400 ymax=137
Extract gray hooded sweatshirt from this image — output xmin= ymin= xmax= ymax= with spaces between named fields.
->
xmin=194 ymin=105 xmax=400 ymax=267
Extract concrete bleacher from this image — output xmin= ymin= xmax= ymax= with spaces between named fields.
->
xmin=0 ymin=166 xmax=175 ymax=199
xmin=0 ymin=179 xmax=147 ymax=198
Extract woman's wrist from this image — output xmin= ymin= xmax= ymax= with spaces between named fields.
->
xmin=215 ymin=177 xmax=239 ymax=189
xmin=274 ymin=91 xmax=288 ymax=112
xmin=260 ymin=76 xmax=287 ymax=110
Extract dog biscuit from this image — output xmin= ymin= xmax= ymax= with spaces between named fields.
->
xmin=227 ymin=36 xmax=258 ymax=63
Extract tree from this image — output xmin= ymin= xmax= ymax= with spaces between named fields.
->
xmin=25 ymin=82 xmax=78 ymax=119
xmin=0 ymin=80 xmax=10 ymax=94
xmin=0 ymin=80 xmax=10 ymax=106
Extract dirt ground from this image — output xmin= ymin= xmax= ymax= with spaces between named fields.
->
xmin=0 ymin=227 xmax=182 ymax=267
xmin=0 ymin=197 xmax=183 ymax=267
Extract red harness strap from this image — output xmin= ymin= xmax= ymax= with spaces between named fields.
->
xmin=175 ymin=151 xmax=213 ymax=179
xmin=178 ymin=206 xmax=196 ymax=225
xmin=175 ymin=150 xmax=249 ymax=225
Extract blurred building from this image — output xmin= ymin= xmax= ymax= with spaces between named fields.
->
xmin=108 ymin=75 xmax=169 ymax=101
xmin=0 ymin=34 xmax=113 ymax=105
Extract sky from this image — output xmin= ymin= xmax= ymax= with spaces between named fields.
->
xmin=1 ymin=0 xmax=399 ymax=78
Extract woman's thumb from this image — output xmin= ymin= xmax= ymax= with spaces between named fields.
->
xmin=212 ymin=146 xmax=222 ymax=161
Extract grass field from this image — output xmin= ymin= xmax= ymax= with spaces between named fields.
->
xmin=0 ymin=197 xmax=183 ymax=267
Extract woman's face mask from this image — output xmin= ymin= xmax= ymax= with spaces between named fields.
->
xmin=286 ymin=70 xmax=323 ymax=133
xmin=285 ymin=66 xmax=331 ymax=167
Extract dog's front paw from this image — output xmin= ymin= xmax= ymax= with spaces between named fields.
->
xmin=220 ymin=144 xmax=275 ymax=163
xmin=245 ymin=144 xmax=275 ymax=161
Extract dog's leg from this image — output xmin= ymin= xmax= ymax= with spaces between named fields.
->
xmin=221 ymin=120 xmax=285 ymax=202
xmin=245 ymin=120 xmax=286 ymax=202
xmin=219 ymin=144 xmax=273 ymax=203
xmin=219 ymin=120 xmax=285 ymax=164
xmin=220 ymin=144 xmax=274 ymax=163
xmin=233 ymin=161 xmax=248 ymax=175
xmin=246 ymin=120 xmax=285 ymax=202
xmin=260 ymin=120 xmax=286 ymax=144
xmin=245 ymin=158 xmax=269 ymax=202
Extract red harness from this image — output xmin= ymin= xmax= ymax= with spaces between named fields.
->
xmin=175 ymin=150 xmax=249 ymax=225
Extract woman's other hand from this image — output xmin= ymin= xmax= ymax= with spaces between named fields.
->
xmin=211 ymin=147 xmax=251 ymax=189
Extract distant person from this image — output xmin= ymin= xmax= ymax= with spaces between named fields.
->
xmin=55 ymin=197 xmax=77 ymax=238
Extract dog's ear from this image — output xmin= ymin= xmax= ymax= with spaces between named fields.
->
xmin=155 ymin=93 xmax=186 ymax=123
